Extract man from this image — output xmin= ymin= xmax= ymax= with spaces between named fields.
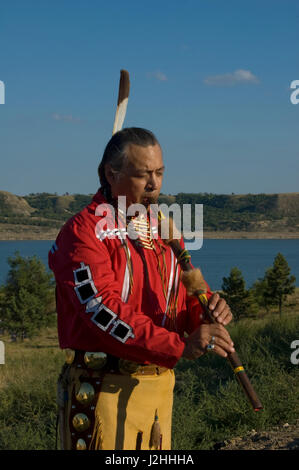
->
xmin=49 ymin=127 xmax=234 ymax=451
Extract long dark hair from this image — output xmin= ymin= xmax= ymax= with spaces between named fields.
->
xmin=98 ymin=127 xmax=159 ymax=201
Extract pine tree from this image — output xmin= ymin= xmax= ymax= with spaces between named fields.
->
xmin=221 ymin=267 xmax=251 ymax=321
xmin=250 ymin=277 xmax=272 ymax=314
xmin=0 ymin=252 xmax=55 ymax=340
xmin=264 ymin=253 xmax=296 ymax=316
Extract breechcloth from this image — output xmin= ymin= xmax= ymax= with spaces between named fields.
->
xmin=57 ymin=352 xmax=175 ymax=450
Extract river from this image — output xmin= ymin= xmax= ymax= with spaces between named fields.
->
xmin=0 ymin=239 xmax=298 ymax=289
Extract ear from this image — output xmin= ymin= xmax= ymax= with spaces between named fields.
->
xmin=104 ymin=164 xmax=117 ymax=186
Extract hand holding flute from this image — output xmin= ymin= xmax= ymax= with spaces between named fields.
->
xmin=182 ymin=322 xmax=236 ymax=360
xmin=182 ymin=288 xmax=235 ymax=359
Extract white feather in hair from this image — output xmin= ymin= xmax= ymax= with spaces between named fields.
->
xmin=112 ymin=70 xmax=130 ymax=135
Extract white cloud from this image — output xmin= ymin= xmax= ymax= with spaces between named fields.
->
xmin=204 ymin=69 xmax=260 ymax=86
xmin=147 ymin=71 xmax=168 ymax=82
xmin=51 ymin=113 xmax=81 ymax=122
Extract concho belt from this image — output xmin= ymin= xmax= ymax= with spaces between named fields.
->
xmin=64 ymin=349 xmax=168 ymax=375
xmin=59 ymin=349 xmax=168 ymax=450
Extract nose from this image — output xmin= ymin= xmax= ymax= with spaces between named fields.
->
xmin=146 ymin=172 xmax=158 ymax=191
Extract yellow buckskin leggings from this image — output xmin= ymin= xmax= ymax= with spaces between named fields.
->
xmin=59 ymin=365 xmax=175 ymax=451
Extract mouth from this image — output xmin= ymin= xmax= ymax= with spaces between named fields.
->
xmin=142 ymin=195 xmax=158 ymax=206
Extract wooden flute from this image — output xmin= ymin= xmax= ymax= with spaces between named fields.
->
xmin=158 ymin=213 xmax=263 ymax=412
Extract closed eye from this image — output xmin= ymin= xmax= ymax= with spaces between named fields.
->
xmin=133 ymin=170 xmax=164 ymax=178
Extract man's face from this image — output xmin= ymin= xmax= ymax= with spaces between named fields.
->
xmin=106 ymin=143 xmax=164 ymax=207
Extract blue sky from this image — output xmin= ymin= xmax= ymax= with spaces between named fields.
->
xmin=0 ymin=0 xmax=298 ymax=196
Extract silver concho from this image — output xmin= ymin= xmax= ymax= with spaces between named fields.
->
xmin=72 ymin=413 xmax=90 ymax=432
xmin=83 ymin=351 xmax=107 ymax=370
xmin=75 ymin=382 xmax=95 ymax=407
xmin=76 ymin=438 xmax=87 ymax=450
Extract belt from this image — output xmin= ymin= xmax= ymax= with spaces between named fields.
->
xmin=64 ymin=349 xmax=168 ymax=376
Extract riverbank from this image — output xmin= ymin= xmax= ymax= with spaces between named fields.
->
xmin=1 ymin=223 xmax=299 ymax=240
xmin=201 ymin=231 xmax=299 ymax=239
xmin=0 ymin=224 xmax=60 ymax=240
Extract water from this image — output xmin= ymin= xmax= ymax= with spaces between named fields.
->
xmin=0 ymin=240 xmax=53 ymax=285
xmin=0 ymin=239 xmax=298 ymax=290
xmin=190 ymin=239 xmax=299 ymax=290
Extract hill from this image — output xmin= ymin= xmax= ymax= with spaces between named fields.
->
xmin=0 ymin=190 xmax=299 ymax=239
xmin=0 ymin=191 xmax=35 ymax=217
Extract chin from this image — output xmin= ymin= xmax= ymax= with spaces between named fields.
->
xmin=142 ymin=195 xmax=159 ymax=206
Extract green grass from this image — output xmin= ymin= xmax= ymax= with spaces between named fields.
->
xmin=0 ymin=311 xmax=298 ymax=450
xmin=0 ymin=328 xmax=64 ymax=450
xmin=172 ymin=313 xmax=299 ymax=449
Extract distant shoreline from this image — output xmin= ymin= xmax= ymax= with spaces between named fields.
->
xmin=194 ymin=231 xmax=299 ymax=240
xmin=1 ymin=224 xmax=299 ymax=241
